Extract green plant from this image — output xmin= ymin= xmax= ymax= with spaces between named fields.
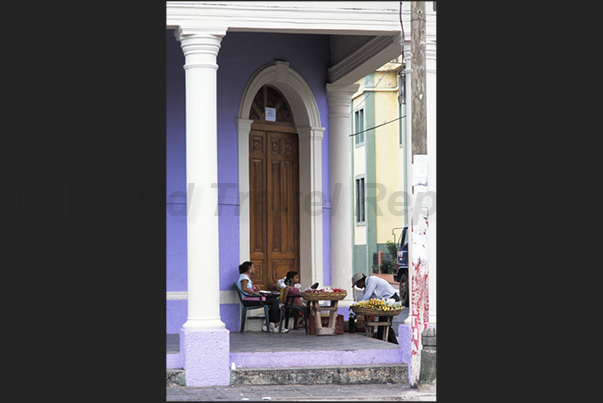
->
xmin=386 ymin=240 xmax=398 ymax=259
xmin=380 ymin=259 xmax=396 ymax=274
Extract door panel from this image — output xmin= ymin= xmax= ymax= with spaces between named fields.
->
xmin=271 ymin=259 xmax=296 ymax=284
xmin=249 ymin=130 xmax=267 ymax=289
xmin=283 ymin=159 xmax=296 ymax=253
xmin=249 ymin=128 xmax=299 ymax=290
xmin=269 ymin=159 xmax=281 ymax=252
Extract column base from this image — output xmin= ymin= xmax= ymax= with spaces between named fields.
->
xmin=182 ymin=317 xmax=225 ymax=329
xmin=398 ymin=323 xmax=412 ymax=386
xmin=180 ymin=327 xmax=230 ymax=386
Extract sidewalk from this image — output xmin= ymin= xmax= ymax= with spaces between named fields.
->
xmin=166 ymin=383 xmax=436 ymax=401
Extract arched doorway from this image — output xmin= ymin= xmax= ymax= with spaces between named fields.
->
xmin=248 ymin=85 xmax=299 ymax=289
xmin=237 ymin=61 xmax=325 ymax=289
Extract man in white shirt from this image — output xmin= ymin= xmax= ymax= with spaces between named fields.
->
xmin=352 ymin=273 xmax=400 ymax=344
xmin=354 ymin=273 xmax=398 ymax=302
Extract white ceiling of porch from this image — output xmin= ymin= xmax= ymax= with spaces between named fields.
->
xmin=166 ymin=1 xmax=407 ymax=85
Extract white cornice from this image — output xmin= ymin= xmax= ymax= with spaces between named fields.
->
xmin=167 ymin=1 xmax=402 ymax=35
xmin=328 ymin=35 xmax=402 ymax=85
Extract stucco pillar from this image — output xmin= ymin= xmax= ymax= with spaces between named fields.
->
xmin=176 ymin=26 xmax=229 ymax=387
xmin=177 ymin=26 xmax=226 ymax=330
xmin=326 ymin=83 xmax=359 ymax=303
xmin=297 ymin=126 xmax=325 ymax=287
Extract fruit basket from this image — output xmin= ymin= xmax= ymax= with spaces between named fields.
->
xmin=350 ymin=299 xmax=404 ymax=316
xmin=301 ymin=289 xmax=347 ymax=301
xmin=351 ymin=306 xmax=403 ymax=316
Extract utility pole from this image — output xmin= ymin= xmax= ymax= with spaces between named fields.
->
xmin=411 ymin=2 xmax=427 ymax=158
xmin=409 ymin=0 xmax=429 ymax=388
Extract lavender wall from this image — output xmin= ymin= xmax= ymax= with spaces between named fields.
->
xmin=166 ymin=30 xmax=188 ymax=333
xmin=166 ymin=29 xmax=334 ymax=333
xmin=166 ymin=30 xmax=186 ymax=198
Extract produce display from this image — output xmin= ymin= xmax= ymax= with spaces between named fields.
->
xmin=301 ymin=287 xmax=347 ymax=301
xmin=350 ymin=298 xmax=404 ymax=316
xmin=303 ymin=287 xmax=346 ymax=293
xmin=352 ymin=298 xmax=403 ymax=312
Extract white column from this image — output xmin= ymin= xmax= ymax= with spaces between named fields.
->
xmin=326 ymin=83 xmax=359 ymax=303
xmin=176 ymin=27 xmax=227 ymax=329
xmin=297 ymin=126 xmax=325 ymax=287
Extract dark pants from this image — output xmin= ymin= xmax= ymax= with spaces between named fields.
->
xmin=242 ymin=296 xmax=281 ymax=324
xmin=376 ymin=293 xmax=400 ymax=344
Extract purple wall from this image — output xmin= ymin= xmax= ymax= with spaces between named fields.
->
xmin=166 ymin=28 xmax=187 ymax=292
xmin=166 ymin=30 xmax=186 ymax=199
xmin=166 ymin=29 xmax=334 ymax=333
xmin=166 ymin=30 xmax=188 ymax=333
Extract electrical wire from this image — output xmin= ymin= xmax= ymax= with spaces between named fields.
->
xmin=349 ymin=2 xmax=407 ymax=138
xmin=349 ymin=115 xmax=406 ymax=138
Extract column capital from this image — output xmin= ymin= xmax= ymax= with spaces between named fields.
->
xmin=175 ymin=26 xmax=227 ymax=42
xmin=175 ymin=26 xmax=227 ymax=65
xmin=326 ymin=83 xmax=360 ymax=103
xmin=326 ymin=83 xmax=360 ymax=118
xmin=325 ymin=82 xmax=360 ymax=95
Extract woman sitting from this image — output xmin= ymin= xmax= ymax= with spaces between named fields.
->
xmin=238 ymin=261 xmax=288 ymax=333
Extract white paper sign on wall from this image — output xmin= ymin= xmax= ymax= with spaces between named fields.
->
xmin=265 ymin=107 xmax=276 ymax=122
xmin=412 ymin=154 xmax=428 ymax=187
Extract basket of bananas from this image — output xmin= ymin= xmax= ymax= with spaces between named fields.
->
xmin=300 ymin=288 xmax=347 ymax=301
xmin=350 ymin=298 xmax=404 ymax=316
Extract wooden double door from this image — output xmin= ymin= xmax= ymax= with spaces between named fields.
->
xmin=249 ymin=124 xmax=300 ymax=291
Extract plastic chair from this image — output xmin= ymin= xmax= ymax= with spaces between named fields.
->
xmin=279 ymin=293 xmax=309 ymax=333
xmin=233 ymin=282 xmax=272 ymax=333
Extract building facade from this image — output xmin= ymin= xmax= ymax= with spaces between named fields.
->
xmin=351 ymin=58 xmax=408 ymax=278
xmin=165 ymin=1 xmax=435 ymax=386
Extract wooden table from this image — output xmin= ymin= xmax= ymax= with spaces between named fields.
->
xmin=361 ymin=315 xmax=393 ymax=341
xmin=308 ymin=299 xmax=339 ymax=335
xmin=351 ymin=307 xmax=403 ymax=342
xmin=302 ymin=292 xmax=347 ymax=336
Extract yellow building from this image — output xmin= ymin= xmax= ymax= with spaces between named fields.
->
xmin=351 ymin=57 xmax=407 ymax=278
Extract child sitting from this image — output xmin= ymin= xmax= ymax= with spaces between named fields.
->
xmin=282 ymin=270 xmax=305 ymax=328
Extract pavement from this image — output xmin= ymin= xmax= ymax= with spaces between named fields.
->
xmin=166 ymin=283 xmax=431 ymax=401
xmin=166 ymin=383 xmax=437 ymax=401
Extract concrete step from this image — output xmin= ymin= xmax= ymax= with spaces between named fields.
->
xmin=167 ymin=364 xmax=409 ymax=387
xmin=230 ymin=364 xmax=409 ymax=386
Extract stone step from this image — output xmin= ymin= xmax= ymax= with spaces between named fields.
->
xmin=230 ymin=364 xmax=409 ymax=386
xmin=167 ymin=364 xmax=409 ymax=387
